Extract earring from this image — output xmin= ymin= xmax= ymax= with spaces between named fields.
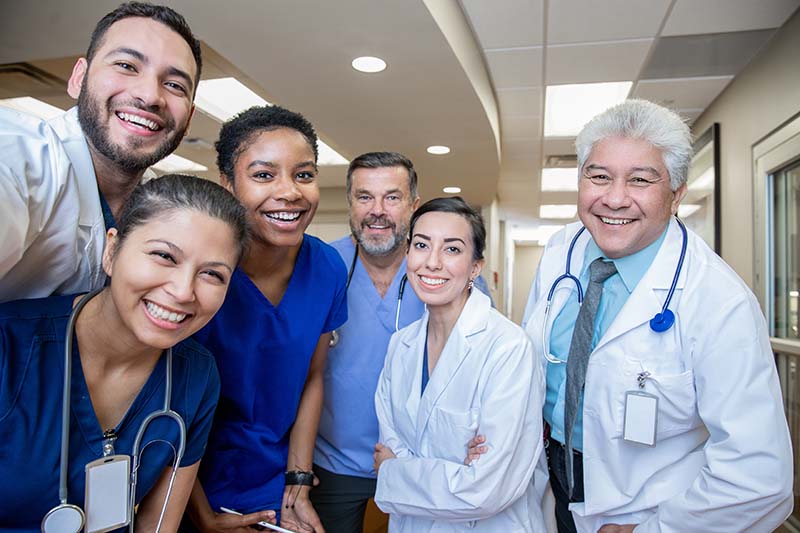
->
xmin=468 ymin=278 xmax=475 ymax=290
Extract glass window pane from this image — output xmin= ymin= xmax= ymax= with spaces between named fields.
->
xmin=772 ymin=160 xmax=800 ymax=340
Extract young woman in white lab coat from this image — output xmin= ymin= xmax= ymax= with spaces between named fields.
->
xmin=373 ymin=197 xmax=548 ymax=532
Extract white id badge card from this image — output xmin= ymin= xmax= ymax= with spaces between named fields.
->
xmin=623 ymin=391 xmax=658 ymax=446
xmin=84 ymin=455 xmax=131 ymax=533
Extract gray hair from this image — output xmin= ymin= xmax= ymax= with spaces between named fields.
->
xmin=346 ymin=151 xmax=418 ymax=202
xmin=575 ymin=99 xmax=692 ymax=190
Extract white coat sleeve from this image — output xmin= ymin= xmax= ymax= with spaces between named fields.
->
xmin=635 ymin=291 xmax=793 ymax=533
xmin=375 ymin=333 xmax=545 ymax=522
xmin=0 ymin=113 xmax=64 ymax=281
xmin=375 ymin=333 xmax=414 ymax=459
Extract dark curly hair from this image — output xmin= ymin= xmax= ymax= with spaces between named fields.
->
xmin=409 ymin=196 xmax=485 ymax=261
xmin=86 ymin=2 xmax=202 ymax=85
xmin=215 ymin=105 xmax=319 ymax=182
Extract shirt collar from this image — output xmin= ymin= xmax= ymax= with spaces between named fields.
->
xmin=581 ymin=225 xmax=669 ymax=293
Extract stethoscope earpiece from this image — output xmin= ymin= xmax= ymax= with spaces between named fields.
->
xmin=649 ymin=309 xmax=675 ymax=333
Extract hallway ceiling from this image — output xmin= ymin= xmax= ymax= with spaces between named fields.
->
xmin=1 ymin=0 xmax=798 ymax=228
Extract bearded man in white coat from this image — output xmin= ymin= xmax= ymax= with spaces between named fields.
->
xmin=0 ymin=2 xmax=199 ymax=302
xmin=523 ymin=99 xmax=792 ymax=533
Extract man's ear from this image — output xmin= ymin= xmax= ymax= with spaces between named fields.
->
xmin=102 ymin=228 xmax=119 ymax=277
xmin=671 ymin=182 xmax=688 ymax=215
xmin=67 ymin=58 xmax=88 ymax=100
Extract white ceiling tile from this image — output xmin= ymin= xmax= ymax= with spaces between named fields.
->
xmin=486 ymin=48 xmax=543 ymax=88
xmin=663 ymin=0 xmax=800 ymax=36
xmin=548 ymin=0 xmax=671 ymax=44
xmin=501 ymin=157 xmax=538 ymax=180
xmin=543 ymin=138 xmax=577 ymax=157
xmin=501 ymin=115 xmax=542 ymax=139
xmin=460 ymin=0 xmax=544 ymax=49
xmin=497 ymin=87 xmax=543 ymax=117
xmin=498 ymin=181 xmax=539 ymax=203
xmin=503 ymin=138 xmax=541 ymax=161
xmin=546 ymin=40 xmax=652 ymax=84
xmin=633 ymin=76 xmax=733 ymax=110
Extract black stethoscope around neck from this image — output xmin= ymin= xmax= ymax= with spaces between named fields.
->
xmin=541 ymin=217 xmax=688 ymax=364
xmin=329 ymin=244 xmax=408 ymax=348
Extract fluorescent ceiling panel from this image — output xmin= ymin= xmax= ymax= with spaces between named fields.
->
xmin=544 ymin=82 xmax=632 ymax=137
xmin=511 ymin=224 xmax=564 ymax=245
xmin=539 ymin=204 xmax=577 ymax=219
xmin=195 ymin=77 xmax=348 ymax=166
xmin=541 ymin=167 xmax=578 ymax=191
xmin=0 ymin=96 xmax=64 ymax=120
xmin=152 ymin=154 xmax=208 ymax=173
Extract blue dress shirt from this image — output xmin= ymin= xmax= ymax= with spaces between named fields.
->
xmin=545 ymin=228 xmax=667 ymax=450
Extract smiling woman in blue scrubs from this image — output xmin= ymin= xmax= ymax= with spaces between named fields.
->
xmin=185 ymin=106 xmax=348 ymax=532
xmin=0 ymin=174 xmax=247 ymax=531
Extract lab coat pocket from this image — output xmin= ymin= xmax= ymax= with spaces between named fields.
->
xmin=427 ymin=406 xmax=479 ymax=463
xmin=646 ymin=370 xmax=700 ymax=439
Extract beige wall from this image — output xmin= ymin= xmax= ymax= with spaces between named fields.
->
xmin=693 ymin=8 xmax=800 ymax=287
xmin=512 ymin=244 xmax=544 ymax=324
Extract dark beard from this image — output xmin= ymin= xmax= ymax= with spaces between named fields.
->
xmin=77 ymin=88 xmax=184 ymax=173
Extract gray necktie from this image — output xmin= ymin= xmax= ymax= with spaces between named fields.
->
xmin=564 ymin=257 xmax=617 ymax=496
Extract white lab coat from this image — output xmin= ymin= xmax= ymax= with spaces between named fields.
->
xmin=523 ymin=219 xmax=793 ymax=532
xmin=0 ymin=107 xmax=106 ymax=302
xmin=374 ymin=289 xmax=548 ymax=532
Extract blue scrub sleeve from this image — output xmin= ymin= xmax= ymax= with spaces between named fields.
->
xmin=322 ymin=256 xmax=348 ymax=333
xmin=180 ymin=356 xmax=221 ymax=466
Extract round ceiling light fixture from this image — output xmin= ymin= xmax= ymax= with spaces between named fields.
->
xmin=443 ymin=186 xmax=462 ymax=194
xmin=352 ymin=56 xmax=387 ymax=73
xmin=427 ymin=145 xmax=451 ymax=155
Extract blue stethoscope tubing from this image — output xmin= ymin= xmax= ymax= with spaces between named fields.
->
xmin=542 ymin=217 xmax=688 ymax=364
xmin=48 ymin=288 xmax=186 ymax=532
xmin=329 ymin=244 xmax=408 ymax=347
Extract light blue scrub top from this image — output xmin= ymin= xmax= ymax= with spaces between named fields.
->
xmin=545 ymin=228 xmax=667 ymax=451
xmin=315 ymin=236 xmax=426 ymax=478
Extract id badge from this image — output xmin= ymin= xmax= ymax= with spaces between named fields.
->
xmin=84 ymin=455 xmax=131 ymax=533
xmin=623 ymin=390 xmax=658 ymax=446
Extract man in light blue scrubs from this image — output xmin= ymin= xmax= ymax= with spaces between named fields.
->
xmin=312 ymin=152 xmax=492 ymax=532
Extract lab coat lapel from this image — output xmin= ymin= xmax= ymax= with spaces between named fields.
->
xmin=401 ymin=314 xmax=427 ymax=430
xmin=594 ymin=218 xmax=687 ymax=351
xmin=415 ymin=291 xmax=490 ymax=447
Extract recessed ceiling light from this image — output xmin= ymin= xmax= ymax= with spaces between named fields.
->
xmin=443 ymin=186 xmax=461 ymax=194
xmin=427 ymin=145 xmax=451 ymax=155
xmin=352 ymin=56 xmax=387 ymax=73
xmin=544 ymin=81 xmax=632 ymax=137
xmin=539 ymin=204 xmax=577 ymax=219
xmin=195 ymin=77 xmax=348 ymax=166
xmin=0 ymin=96 xmax=64 ymax=120
xmin=152 ymin=154 xmax=208 ymax=173
xmin=541 ymin=168 xmax=579 ymax=191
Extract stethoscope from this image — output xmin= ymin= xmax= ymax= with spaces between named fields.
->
xmin=329 ymin=244 xmax=408 ymax=347
xmin=42 ymin=289 xmax=187 ymax=533
xmin=541 ymin=217 xmax=688 ymax=364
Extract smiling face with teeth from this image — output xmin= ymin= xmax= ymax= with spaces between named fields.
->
xmin=100 ymin=208 xmax=239 ymax=350
xmin=407 ymin=212 xmax=483 ymax=318
xmin=226 ymin=128 xmax=319 ymax=250
xmin=578 ymin=136 xmax=687 ymax=259
xmin=67 ymin=17 xmax=196 ymax=173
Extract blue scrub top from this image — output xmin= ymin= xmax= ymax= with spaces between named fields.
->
xmin=195 ymin=235 xmax=347 ymax=514
xmin=0 ymin=295 xmax=220 ymax=532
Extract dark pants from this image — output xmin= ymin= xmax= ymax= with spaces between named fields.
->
xmin=546 ymin=437 xmax=584 ymax=533
xmin=310 ymin=464 xmax=377 ymax=533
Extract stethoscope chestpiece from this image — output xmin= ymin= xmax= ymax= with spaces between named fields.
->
xmin=41 ymin=503 xmax=85 ymax=533
xmin=649 ymin=309 xmax=675 ymax=333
